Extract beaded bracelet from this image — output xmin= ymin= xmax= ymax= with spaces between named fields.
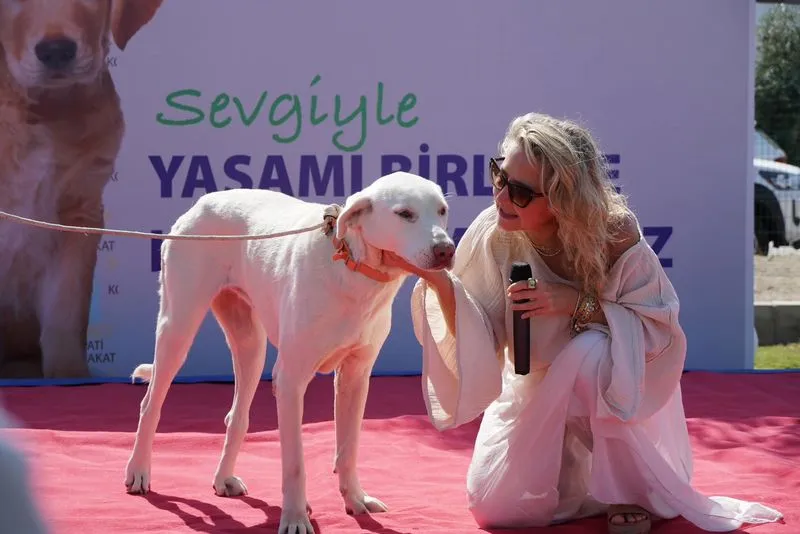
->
xmin=570 ymin=292 xmax=599 ymax=337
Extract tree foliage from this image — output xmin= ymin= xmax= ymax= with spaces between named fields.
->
xmin=755 ymin=5 xmax=800 ymax=164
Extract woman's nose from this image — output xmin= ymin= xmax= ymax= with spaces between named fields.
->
xmin=495 ymin=184 xmax=511 ymax=204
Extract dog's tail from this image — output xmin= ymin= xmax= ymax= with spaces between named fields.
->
xmin=131 ymin=364 xmax=154 ymax=384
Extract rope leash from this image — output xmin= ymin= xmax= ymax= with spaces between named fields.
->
xmin=0 ymin=205 xmax=343 ymax=241
xmin=0 ymin=205 xmax=395 ymax=282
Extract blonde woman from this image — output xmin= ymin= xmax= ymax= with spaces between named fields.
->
xmin=385 ymin=113 xmax=782 ymax=533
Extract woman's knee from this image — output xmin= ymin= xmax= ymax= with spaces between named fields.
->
xmin=468 ymin=493 xmax=521 ymax=529
xmin=468 ymin=496 xmax=503 ymax=529
xmin=468 ymin=495 xmax=553 ymax=529
xmin=466 ymin=469 xmax=512 ymax=528
xmin=467 ymin=478 xmax=552 ymax=529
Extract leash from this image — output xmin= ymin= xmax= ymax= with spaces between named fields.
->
xmin=0 ymin=208 xmax=332 ymax=241
xmin=0 ymin=205 xmax=394 ymax=283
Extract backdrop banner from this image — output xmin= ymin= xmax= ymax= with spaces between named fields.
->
xmin=0 ymin=0 xmax=755 ymax=382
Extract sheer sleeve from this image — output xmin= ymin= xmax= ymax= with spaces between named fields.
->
xmin=595 ymin=240 xmax=688 ymax=422
xmin=410 ymin=207 xmax=508 ymax=431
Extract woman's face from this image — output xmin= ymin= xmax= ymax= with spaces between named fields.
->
xmin=492 ymin=148 xmax=556 ymax=233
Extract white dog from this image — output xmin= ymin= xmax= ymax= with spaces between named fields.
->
xmin=124 ymin=171 xmax=455 ymax=534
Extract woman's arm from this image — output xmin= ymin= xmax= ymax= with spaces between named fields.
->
xmin=424 ymin=270 xmax=457 ymax=336
xmin=571 ymin=215 xmax=642 ymax=332
xmin=382 ymin=253 xmax=459 ymax=336
xmin=405 ymin=208 xmax=509 ymax=430
xmin=386 ymin=206 xmax=507 ymax=354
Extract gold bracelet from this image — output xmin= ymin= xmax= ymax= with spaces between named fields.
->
xmin=570 ymin=292 xmax=599 ymax=337
xmin=577 ymin=294 xmax=599 ymax=323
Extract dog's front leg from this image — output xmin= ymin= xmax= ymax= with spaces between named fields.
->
xmin=37 ymin=220 xmax=100 ymax=378
xmin=275 ymin=366 xmax=315 ymax=534
xmin=334 ymin=349 xmax=388 ymax=515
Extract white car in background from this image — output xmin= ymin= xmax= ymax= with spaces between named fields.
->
xmin=753 ymin=129 xmax=800 ymax=255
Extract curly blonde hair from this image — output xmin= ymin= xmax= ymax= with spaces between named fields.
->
xmin=499 ymin=113 xmax=634 ymax=294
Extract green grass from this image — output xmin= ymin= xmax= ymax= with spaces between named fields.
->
xmin=755 ymin=343 xmax=800 ymax=370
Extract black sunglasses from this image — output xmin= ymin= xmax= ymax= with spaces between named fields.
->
xmin=489 ymin=157 xmax=545 ymax=208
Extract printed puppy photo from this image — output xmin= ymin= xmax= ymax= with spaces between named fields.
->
xmin=0 ymin=0 xmax=164 ymax=378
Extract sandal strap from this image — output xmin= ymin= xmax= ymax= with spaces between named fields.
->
xmin=607 ymin=504 xmax=650 ymax=517
xmin=607 ymin=504 xmax=652 ymax=534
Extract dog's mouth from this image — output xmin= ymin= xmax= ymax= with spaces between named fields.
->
xmin=38 ymin=65 xmax=98 ymax=87
xmin=417 ymin=257 xmax=454 ymax=272
xmin=379 ymin=250 xmax=453 ymax=273
xmin=11 ymin=53 xmax=101 ymax=90
xmin=430 ymin=259 xmax=454 ymax=271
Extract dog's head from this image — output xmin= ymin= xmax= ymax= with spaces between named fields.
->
xmin=0 ymin=0 xmax=163 ymax=90
xmin=335 ymin=171 xmax=456 ymax=272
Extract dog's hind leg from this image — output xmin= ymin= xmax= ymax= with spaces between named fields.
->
xmin=209 ymin=288 xmax=267 ymax=497
xmin=124 ymin=242 xmax=221 ymax=495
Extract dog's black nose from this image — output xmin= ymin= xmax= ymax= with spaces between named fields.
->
xmin=433 ymin=242 xmax=455 ymax=262
xmin=35 ymin=38 xmax=78 ymax=69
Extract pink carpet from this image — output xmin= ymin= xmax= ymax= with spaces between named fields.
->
xmin=0 ymin=372 xmax=796 ymax=533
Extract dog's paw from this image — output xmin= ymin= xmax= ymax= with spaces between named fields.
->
xmin=344 ymin=492 xmax=388 ymax=515
xmin=213 ymin=475 xmax=248 ymax=497
xmin=124 ymin=467 xmax=150 ymax=495
xmin=278 ymin=505 xmax=314 ymax=534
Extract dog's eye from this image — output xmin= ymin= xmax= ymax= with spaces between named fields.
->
xmin=395 ymin=209 xmax=415 ymax=221
xmin=438 ymin=206 xmax=447 ymax=217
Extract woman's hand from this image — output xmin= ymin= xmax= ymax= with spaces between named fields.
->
xmin=382 ymin=251 xmax=428 ymax=278
xmin=383 ymin=251 xmax=450 ymax=285
xmin=507 ymin=279 xmax=579 ymax=319
xmin=384 ymin=250 xmax=456 ymax=335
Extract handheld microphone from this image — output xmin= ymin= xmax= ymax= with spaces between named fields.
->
xmin=509 ymin=262 xmax=532 ymax=375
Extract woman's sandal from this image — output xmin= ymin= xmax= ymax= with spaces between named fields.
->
xmin=607 ymin=504 xmax=652 ymax=534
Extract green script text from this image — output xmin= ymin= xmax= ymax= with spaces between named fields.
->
xmin=155 ymin=75 xmax=419 ymax=153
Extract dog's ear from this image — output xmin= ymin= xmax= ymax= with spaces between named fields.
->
xmin=335 ymin=194 xmax=373 ymax=240
xmin=111 ymin=0 xmax=164 ymax=51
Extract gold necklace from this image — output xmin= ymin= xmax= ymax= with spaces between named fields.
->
xmin=526 ymin=234 xmax=562 ymax=257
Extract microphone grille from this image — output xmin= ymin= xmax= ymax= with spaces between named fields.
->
xmin=509 ymin=262 xmax=532 ymax=283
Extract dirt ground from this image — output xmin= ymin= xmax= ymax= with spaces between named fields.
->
xmin=754 ymin=248 xmax=800 ymax=302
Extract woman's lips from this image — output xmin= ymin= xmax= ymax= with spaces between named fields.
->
xmin=496 ymin=205 xmax=518 ymax=220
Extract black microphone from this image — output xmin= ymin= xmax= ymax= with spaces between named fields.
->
xmin=509 ymin=262 xmax=532 ymax=375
